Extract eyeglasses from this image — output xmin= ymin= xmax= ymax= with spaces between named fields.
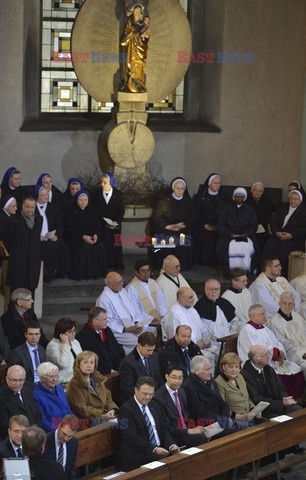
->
xmin=7 ymin=377 xmax=25 ymax=383
xmin=44 ymin=375 xmax=59 ymax=380
xmin=168 ymin=375 xmax=184 ymax=381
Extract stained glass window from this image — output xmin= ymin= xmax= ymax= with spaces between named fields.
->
xmin=41 ymin=0 xmax=187 ymax=114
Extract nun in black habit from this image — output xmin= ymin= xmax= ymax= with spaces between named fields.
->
xmin=194 ymin=173 xmax=227 ymax=266
xmin=263 ymin=189 xmax=306 ymax=278
xmin=58 ymin=177 xmax=83 ymax=214
xmin=35 ymin=173 xmax=62 ymax=207
xmin=150 ymin=177 xmax=196 ymax=270
xmin=92 ymin=173 xmax=125 ymax=269
xmin=216 ymin=188 xmax=258 ymax=275
xmin=64 ymin=190 xmax=107 ymax=280
xmin=0 ymin=167 xmax=25 ymax=210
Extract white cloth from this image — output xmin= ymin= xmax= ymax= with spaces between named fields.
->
xmin=96 ymin=286 xmax=153 ymax=354
xmin=103 ymin=188 xmax=113 ymax=204
xmin=222 ymin=288 xmax=253 ymax=326
xmin=161 ymin=303 xmax=210 ymax=343
xmin=161 ymin=303 xmax=217 ymax=367
xmin=46 ymin=338 xmax=82 ymax=384
xmin=290 ymin=274 xmax=306 ymax=302
xmin=48 ymin=190 xmax=53 ymax=203
xmin=249 ymin=273 xmax=301 ymax=318
xmin=126 ymin=278 xmax=167 ymax=320
xmin=156 ymin=272 xmax=198 ymax=309
xmin=238 ymin=322 xmax=301 ymax=375
xmin=268 ymin=311 xmax=306 ymax=379
xmin=228 ymin=238 xmax=254 ymax=271
xmin=282 ymin=206 xmax=297 ymax=228
xmin=36 ymin=202 xmax=48 ymax=237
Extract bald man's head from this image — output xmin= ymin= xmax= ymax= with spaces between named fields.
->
xmin=248 ymin=345 xmax=271 ymax=368
xmin=177 ymin=287 xmax=194 ymax=308
xmin=105 ymin=272 xmax=123 ymax=292
xmin=6 ymin=365 xmax=26 ymax=393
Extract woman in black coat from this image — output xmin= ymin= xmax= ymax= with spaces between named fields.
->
xmin=92 ymin=173 xmax=125 ymax=269
xmin=216 ymin=187 xmax=258 ymax=276
xmin=150 ymin=177 xmax=196 ymax=270
xmin=194 ymin=173 xmax=227 ymax=266
xmin=263 ymin=189 xmax=306 ymax=278
xmin=34 ymin=185 xmax=70 ymax=282
xmin=64 ymin=190 xmax=107 ymax=280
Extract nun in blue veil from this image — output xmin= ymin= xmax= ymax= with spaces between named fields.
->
xmin=0 ymin=167 xmax=24 ymax=209
xmin=64 ymin=190 xmax=107 ymax=280
xmin=58 ymin=177 xmax=83 ymax=214
xmin=35 ymin=173 xmax=62 ymax=206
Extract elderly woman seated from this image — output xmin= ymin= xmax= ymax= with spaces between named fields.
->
xmin=46 ymin=317 xmax=82 ymax=386
xmin=33 ymin=362 xmax=72 ymax=432
xmin=216 ymin=353 xmax=265 ymax=425
xmin=66 ymin=351 xmax=118 ymax=428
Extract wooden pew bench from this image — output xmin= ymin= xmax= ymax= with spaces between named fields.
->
xmin=76 ymin=409 xmax=306 ymax=480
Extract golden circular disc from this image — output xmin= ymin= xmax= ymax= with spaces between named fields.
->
xmin=107 ymin=123 xmax=155 ymax=168
xmin=72 ymin=0 xmax=192 ymax=103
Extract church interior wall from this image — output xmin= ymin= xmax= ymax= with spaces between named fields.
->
xmin=0 ymin=0 xmax=305 ymax=197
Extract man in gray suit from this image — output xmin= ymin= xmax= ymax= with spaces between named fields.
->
xmin=8 ymin=322 xmax=46 ymax=384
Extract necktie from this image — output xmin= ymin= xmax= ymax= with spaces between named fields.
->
xmin=143 ymin=357 xmax=151 ymax=375
xmin=100 ymin=329 xmax=107 ymax=342
xmin=141 ymin=406 xmax=157 ymax=447
xmin=173 ymin=391 xmax=187 ymax=429
xmin=33 ymin=349 xmax=40 ymax=369
xmin=16 ymin=447 xmax=22 ymax=458
xmin=183 ymin=349 xmax=191 ymax=374
xmin=14 ymin=392 xmax=23 ymax=403
xmin=58 ymin=442 xmax=64 ymax=467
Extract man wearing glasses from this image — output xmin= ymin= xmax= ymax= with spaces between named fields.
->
xmin=0 ymin=365 xmax=42 ymax=439
xmin=1 ymin=288 xmax=48 ymax=350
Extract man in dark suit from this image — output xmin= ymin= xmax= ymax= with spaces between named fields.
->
xmin=22 ymin=425 xmax=66 ymax=480
xmin=8 ymin=322 xmax=46 ymax=384
xmin=1 ymin=288 xmax=48 ymax=350
xmin=159 ymin=325 xmax=202 ymax=379
xmin=0 ymin=414 xmax=29 ymax=459
xmin=153 ymin=365 xmax=207 ymax=447
xmin=119 ymin=331 xmax=163 ymax=403
xmin=0 ymin=365 xmax=42 ymax=439
xmin=44 ymin=414 xmax=78 ymax=480
xmin=4 ymin=196 xmax=43 ymax=296
xmin=182 ymin=356 xmax=232 ymax=437
xmin=117 ymin=376 xmax=179 ymax=472
xmin=76 ymin=306 xmax=124 ymax=375
xmin=241 ymin=344 xmax=301 ymax=419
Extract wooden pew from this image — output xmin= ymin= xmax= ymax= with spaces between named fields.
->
xmin=76 ymin=409 xmax=306 ymax=480
xmin=105 ymin=371 xmax=121 ymax=407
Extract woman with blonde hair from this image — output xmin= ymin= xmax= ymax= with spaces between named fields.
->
xmin=66 ymin=351 xmax=118 ymax=427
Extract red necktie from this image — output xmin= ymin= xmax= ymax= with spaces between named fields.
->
xmin=100 ymin=330 xmax=107 ymax=342
xmin=174 ymin=391 xmax=187 ymax=429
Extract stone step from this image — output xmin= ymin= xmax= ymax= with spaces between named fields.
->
xmin=43 ymin=279 xmax=103 ymax=299
xmin=42 ymin=296 xmax=96 ymax=316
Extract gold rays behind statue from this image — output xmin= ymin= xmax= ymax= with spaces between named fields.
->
xmin=72 ymin=0 xmax=192 ymax=103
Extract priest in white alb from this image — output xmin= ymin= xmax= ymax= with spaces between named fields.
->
xmin=96 ymin=272 xmax=154 ymax=355
xmin=222 ymin=268 xmax=252 ymax=326
xmin=249 ymin=256 xmax=301 ymax=318
xmin=126 ymin=259 xmax=167 ymax=323
xmin=156 ymin=255 xmax=198 ymax=309
xmin=269 ymin=292 xmax=306 ymax=379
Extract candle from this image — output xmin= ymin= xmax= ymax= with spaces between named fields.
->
xmin=152 ymin=237 xmax=156 ymax=246
xmin=161 ymin=239 xmax=166 ymax=246
xmin=180 ymin=233 xmax=185 ymax=245
xmin=169 ymin=237 xmax=174 ymax=245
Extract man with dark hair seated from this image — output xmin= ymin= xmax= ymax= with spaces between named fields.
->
xmin=117 ymin=376 xmax=179 ymax=471
xmin=159 ymin=325 xmax=202 ymax=379
xmin=22 ymin=425 xmax=66 ymax=480
xmin=76 ymin=306 xmax=124 ymax=375
xmin=119 ymin=331 xmax=163 ymax=403
xmin=8 ymin=322 xmax=46 ymax=384
xmin=1 ymin=288 xmax=48 ymax=350
xmin=44 ymin=414 xmax=79 ymax=480
xmin=153 ymin=365 xmax=207 ymax=447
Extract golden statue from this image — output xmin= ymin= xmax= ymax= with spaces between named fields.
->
xmin=120 ymin=3 xmax=150 ymax=93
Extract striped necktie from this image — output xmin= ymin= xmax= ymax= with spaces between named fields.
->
xmin=141 ymin=405 xmax=157 ymax=447
xmin=58 ymin=442 xmax=64 ymax=468
xmin=143 ymin=357 xmax=151 ymax=375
